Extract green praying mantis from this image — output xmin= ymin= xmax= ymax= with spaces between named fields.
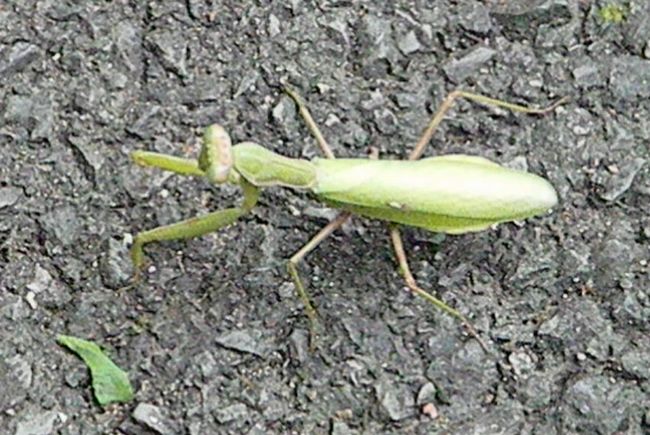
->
xmin=130 ymin=87 xmax=566 ymax=350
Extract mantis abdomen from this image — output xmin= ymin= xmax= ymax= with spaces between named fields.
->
xmin=312 ymin=155 xmax=558 ymax=234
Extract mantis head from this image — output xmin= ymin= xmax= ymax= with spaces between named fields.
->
xmin=199 ymin=124 xmax=318 ymax=190
xmin=199 ymin=124 xmax=234 ymax=184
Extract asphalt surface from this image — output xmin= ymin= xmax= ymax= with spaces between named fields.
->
xmin=1 ymin=1 xmax=649 ymax=434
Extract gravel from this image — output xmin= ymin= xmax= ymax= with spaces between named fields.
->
xmin=1 ymin=1 xmax=648 ymax=433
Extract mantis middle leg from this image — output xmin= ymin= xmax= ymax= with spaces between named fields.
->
xmin=284 ymin=87 xmax=353 ymax=338
xmin=287 ymin=211 xmax=352 ymax=341
xmin=284 ymin=87 xmax=337 ymax=159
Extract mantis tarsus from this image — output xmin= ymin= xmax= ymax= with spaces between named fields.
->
xmin=130 ymin=88 xmax=565 ymax=351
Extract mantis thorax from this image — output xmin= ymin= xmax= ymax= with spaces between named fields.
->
xmin=232 ymin=142 xmax=317 ymax=189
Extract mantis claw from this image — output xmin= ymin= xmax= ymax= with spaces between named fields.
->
xmin=129 ymin=237 xmax=146 ymax=278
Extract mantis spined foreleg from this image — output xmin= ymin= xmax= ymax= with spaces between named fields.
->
xmin=130 ymin=146 xmax=260 ymax=278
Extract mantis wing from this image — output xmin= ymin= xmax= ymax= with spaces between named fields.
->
xmin=313 ymin=155 xmax=558 ymax=234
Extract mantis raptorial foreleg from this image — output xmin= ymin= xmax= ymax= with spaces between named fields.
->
xmin=131 ymin=183 xmax=259 ymax=275
xmin=130 ymin=148 xmax=260 ymax=278
xmin=131 ymin=152 xmax=204 ymax=177
xmin=131 ymin=208 xmax=242 ymax=276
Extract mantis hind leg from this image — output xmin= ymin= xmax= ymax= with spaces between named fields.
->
xmin=131 ymin=150 xmax=204 ymax=177
xmin=131 ymin=181 xmax=260 ymax=279
xmin=389 ymin=226 xmax=490 ymax=353
xmin=409 ymin=89 xmax=568 ymax=161
xmin=384 ymin=89 xmax=567 ymax=349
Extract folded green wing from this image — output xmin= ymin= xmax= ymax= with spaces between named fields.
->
xmin=313 ymin=155 xmax=557 ymax=233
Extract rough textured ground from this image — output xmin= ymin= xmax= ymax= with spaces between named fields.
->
xmin=1 ymin=1 xmax=649 ymax=434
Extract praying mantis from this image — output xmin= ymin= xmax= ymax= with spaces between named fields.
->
xmin=130 ymin=87 xmax=565 ymax=350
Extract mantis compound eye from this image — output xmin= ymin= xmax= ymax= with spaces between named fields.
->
xmin=199 ymin=124 xmax=234 ymax=184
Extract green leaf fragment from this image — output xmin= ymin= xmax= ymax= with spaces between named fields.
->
xmin=57 ymin=335 xmax=134 ymax=406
